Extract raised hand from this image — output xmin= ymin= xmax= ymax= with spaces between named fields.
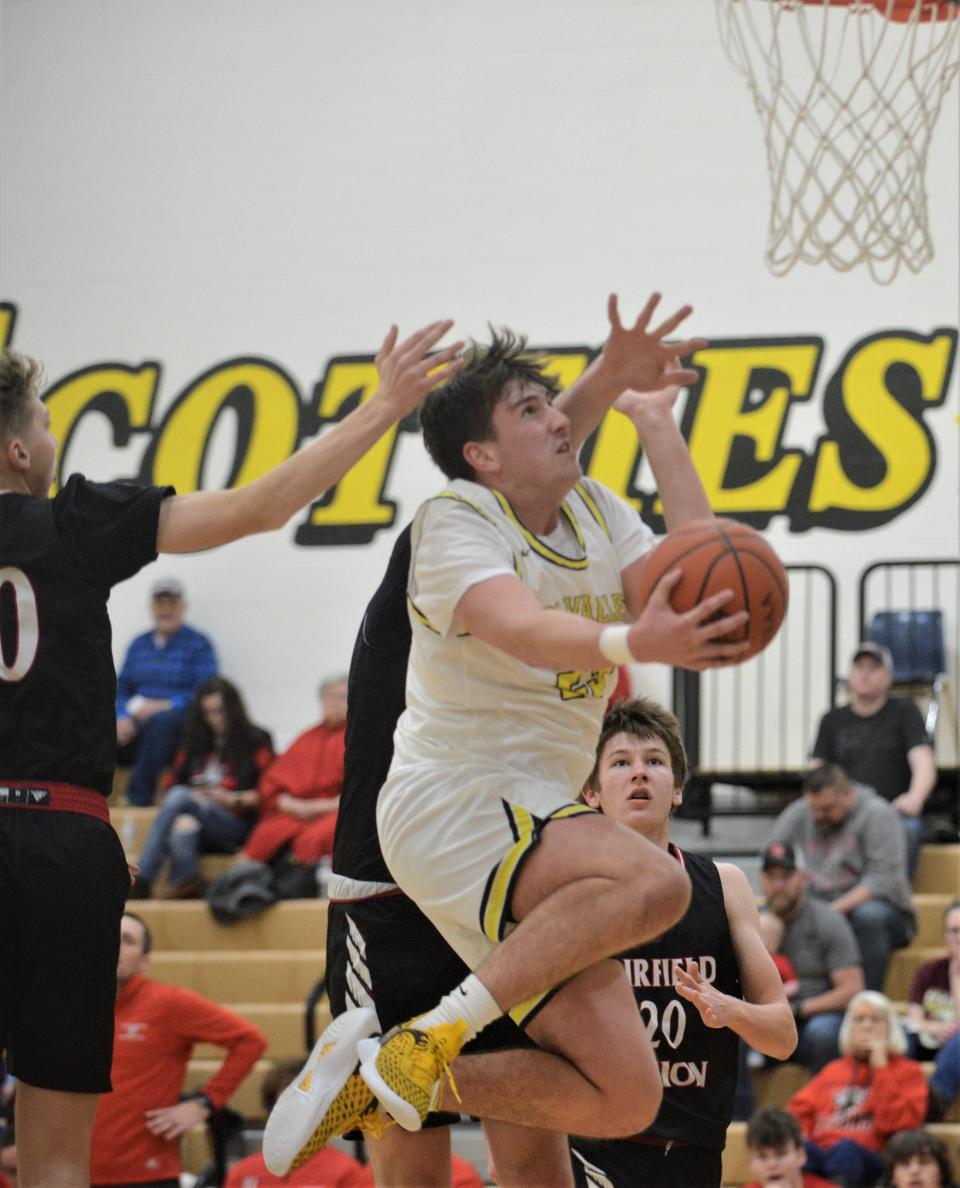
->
xmin=675 ymin=961 xmax=738 ymax=1029
xmin=597 ymin=293 xmax=707 ymax=396
xmin=371 ymin=320 xmax=464 ymax=420
xmin=613 ymin=360 xmax=684 ymax=425
xmin=627 ymin=570 xmax=751 ymax=671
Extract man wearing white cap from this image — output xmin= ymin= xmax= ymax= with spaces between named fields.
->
xmin=115 ymin=579 xmax=218 ymax=806
xmin=810 ymin=640 xmax=937 ymax=877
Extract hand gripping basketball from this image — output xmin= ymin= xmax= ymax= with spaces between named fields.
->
xmin=628 ymin=518 xmax=788 ymax=669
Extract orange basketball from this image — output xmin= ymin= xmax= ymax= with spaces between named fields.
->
xmin=635 ymin=518 xmax=788 ymax=661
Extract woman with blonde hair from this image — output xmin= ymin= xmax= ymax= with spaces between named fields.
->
xmin=789 ymin=991 xmax=928 ymax=1187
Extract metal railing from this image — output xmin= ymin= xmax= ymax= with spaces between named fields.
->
xmin=676 ymin=563 xmax=838 ymax=777
xmin=858 ymin=559 xmax=960 ymax=767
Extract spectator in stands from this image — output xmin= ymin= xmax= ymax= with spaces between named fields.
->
xmin=243 ymin=675 xmax=348 ymax=869
xmin=759 ymin=908 xmax=801 ymax=1000
xmin=908 ymin=899 xmax=960 ymax=1058
xmin=130 ymin=677 xmax=274 ymax=899
xmin=883 ymin=1130 xmax=958 ymax=1188
xmin=89 ymin=912 xmax=267 ymax=1188
xmin=811 ymin=641 xmax=937 ymax=879
xmin=116 ymin=578 xmax=218 ymax=806
xmin=789 ymin=991 xmax=928 ymax=1188
xmin=760 ymin=841 xmax=865 ymax=1072
xmin=222 ymin=1055 xmax=485 ymax=1187
xmin=0 ymin=1078 xmax=14 ymax=1188
xmin=223 ymin=1058 xmax=366 ymax=1187
xmin=915 ymin=901 xmax=960 ymax=1121
xmin=351 ymin=1151 xmax=484 ymax=1188
xmin=744 ymin=1107 xmax=840 ymax=1188
xmin=770 ymin=765 xmax=916 ymax=992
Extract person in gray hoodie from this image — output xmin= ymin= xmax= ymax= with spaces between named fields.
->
xmin=769 ymin=763 xmax=915 ymax=993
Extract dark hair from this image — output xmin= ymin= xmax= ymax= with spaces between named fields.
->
xmin=802 ymin=762 xmax=849 ymax=795
xmin=260 ymin=1058 xmax=307 ymax=1113
xmin=123 ymin=911 xmax=153 ymax=956
xmin=746 ymin=1106 xmax=803 ymax=1152
xmin=585 ymin=697 xmax=688 ymax=795
xmin=0 ymin=348 xmax=44 ymax=442
xmin=419 ymin=327 xmax=559 ymax=481
xmin=884 ymin=1129 xmax=956 ymax=1186
xmin=181 ymin=676 xmax=258 ymax=776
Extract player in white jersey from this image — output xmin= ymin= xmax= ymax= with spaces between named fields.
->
xmin=265 ymin=294 xmax=752 ymax=1179
xmin=381 ymin=474 xmax=654 ymax=973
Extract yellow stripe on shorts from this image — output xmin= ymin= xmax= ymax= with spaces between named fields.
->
xmin=480 ymin=801 xmax=597 ymax=944
xmin=508 ymin=992 xmax=550 ymax=1029
xmin=481 ymin=803 xmax=537 ymax=943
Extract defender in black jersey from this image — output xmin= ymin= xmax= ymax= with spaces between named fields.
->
xmin=0 ymin=328 xmax=463 ymax=1187
xmin=570 ymin=698 xmax=797 ymax=1188
xmin=326 ymin=525 xmax=569 ymax=1187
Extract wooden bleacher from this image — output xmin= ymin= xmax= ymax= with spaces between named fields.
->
xmin=110 ymin=805 xmax=960 ymax=1182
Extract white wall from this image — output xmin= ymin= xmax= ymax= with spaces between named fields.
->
xmin=2 ymin=0 xmax=957 ymax=755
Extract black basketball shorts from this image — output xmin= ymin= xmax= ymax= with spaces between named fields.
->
xmin=0 ymin=808 xmax=130 ymax=1092
xmin=571 ymin=1137 xmax=723 ymax=1188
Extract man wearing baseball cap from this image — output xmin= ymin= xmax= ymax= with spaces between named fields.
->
xmin=810 ymin=641 xmax=936 ymax=877
xmin=115 ymin=580 xmax=218 ymax=805
xmin=759 ymin=840 xmax=864 ymax=1072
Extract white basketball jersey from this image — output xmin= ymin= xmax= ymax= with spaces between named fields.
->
xmin=389 ymin=477 xmax=654 ymax=798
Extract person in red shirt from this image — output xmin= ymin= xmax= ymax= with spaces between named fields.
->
xmin=243 ymin=677 xmax=348 ymax=867
xmin=224 ymin=1059 xmax=365 ymax=1188
xmin=223 ymin=1058 xmax=483 ymax=1188
xmin=349 ymin=1153 xmax=484 ymax=1188
xmin=789 ymin=991 xmax=928 ymax=1188
xmin=758 ymin=910 xmax=801 ymax=1000
xmin=90 ymin=912 xmax=267 ymax=1188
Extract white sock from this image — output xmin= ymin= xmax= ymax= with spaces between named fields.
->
xmin=413 ymin=974 xmax=502 ymax=1044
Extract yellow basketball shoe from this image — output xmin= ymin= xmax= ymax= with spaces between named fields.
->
xmin=262 ymin=1007 xmax=379 ymax=1175
xmin=288 ymin=1073 xmax=393 ymax=1170
xmin=357 ymin=1017 xmax=468 ymax=1132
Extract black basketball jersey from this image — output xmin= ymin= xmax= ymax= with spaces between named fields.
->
xmin=0 ymin=475 xmax=170 ymax=796
xmin=331 ymin=524 xmax=411 ymax=883
xmin=619 ymin=847 xmax=741 ymax=1150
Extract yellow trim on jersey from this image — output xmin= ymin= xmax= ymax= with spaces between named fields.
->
xmin=434 ymin=490 xmax=499 ymax=527
xmin=407 ymin=596 xmax=440 ymax=635
xmin=481 ymin=803 xmax=536 ymax=942
xmin=434 ymin=490 xmax=523 ymax=580
xmin=490 ymin=489 xmax=588 ymax=570
xmin=573 ymin=482 xmax=610 ymax=539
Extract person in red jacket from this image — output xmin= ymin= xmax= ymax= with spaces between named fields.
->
xmin=90 ymin=912 xmax=267 ymax=1188
xmin=789 ymin=991 xmax=928 ymax=1188
xmin=744 ymin=1107 xmax=840 ymax=1188
xmin=243 ymin=676 xmax=348 ymax=867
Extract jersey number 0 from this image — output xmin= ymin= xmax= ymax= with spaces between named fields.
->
xmin=0 ymin=567 xmax=40 ymax=682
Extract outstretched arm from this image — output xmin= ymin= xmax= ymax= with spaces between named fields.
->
xmin=613 ymin=373 xmax=711 ymax=531
xmin=156 ymin=321 xmax=463 ymax=554
xmin=674 ymin=863 xmax=797 ymax=1059
xmin=556 ymin=293 xmax=706 ymax=449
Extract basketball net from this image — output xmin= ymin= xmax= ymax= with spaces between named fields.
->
xmin=716 ymin=0 xmax=960 ymax=283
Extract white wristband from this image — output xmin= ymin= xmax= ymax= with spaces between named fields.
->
xmin=598 ymin=624 xmax=634 ymax=665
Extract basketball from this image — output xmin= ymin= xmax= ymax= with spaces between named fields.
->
xmin=636 ymin=518 xmax=789 ymax=661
